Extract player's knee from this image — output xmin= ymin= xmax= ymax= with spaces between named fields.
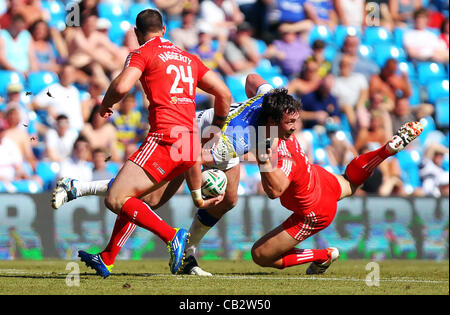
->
xmin=104 ymin=192 xmax=124 ymax=214
xmin=221 ymin=193 xmax=238 ymax=211
xmin=251 ymin=246 xmax=272 ymax=268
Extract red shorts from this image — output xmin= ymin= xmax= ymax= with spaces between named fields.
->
xmin=129 ymin=132 xmax=199 ymax=183
xmin=282 ymin=165 xmax=342 ymax=242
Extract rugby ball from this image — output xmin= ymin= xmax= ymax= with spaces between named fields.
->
xmin=201 ymin=169 xmax=227 ymax=197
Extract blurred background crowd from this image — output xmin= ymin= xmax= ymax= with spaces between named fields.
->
xmin=0 ymin=0 xmax=448 ymax=198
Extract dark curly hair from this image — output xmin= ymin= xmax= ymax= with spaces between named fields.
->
xmin=258 ymin=88 xmax=302 ymax=125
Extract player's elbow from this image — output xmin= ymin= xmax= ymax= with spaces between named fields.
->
xmin=112 ymin=80 xmax=131 ymax=97
xmin=265 ymin=188 xmax=282 ymax=199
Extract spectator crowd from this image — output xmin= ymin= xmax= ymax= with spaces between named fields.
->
xmin=0 ymin=0 xmax=448 ymax=198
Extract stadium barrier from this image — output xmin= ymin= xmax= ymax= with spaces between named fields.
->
xmin=0 ymin=194 xmax=448 ymax=261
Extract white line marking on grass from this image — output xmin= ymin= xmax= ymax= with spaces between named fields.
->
xmin=210 ymin=275 xmax=449 ymax=284
xmin=0 ymin=269 xmax=447 ymax=285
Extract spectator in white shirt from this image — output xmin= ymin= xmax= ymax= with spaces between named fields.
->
xmin=58 ymin=135 xmax=93 ymax=182
xmin=331 ymin=53 xmax=369 ymax=133
xmin=45 ymin=114 xmax=79 ymax=162
xmin=0 ymin=117 xmax=28 ymax=183
xmin=30 ymin=64 xmax=85 ymax=132
xmin=403 ymin=8 xmax=449 ymax=63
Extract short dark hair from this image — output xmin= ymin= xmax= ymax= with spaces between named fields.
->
xmin=73 ymin=135 xmax=90 ymax=150
xmin=136 ymin=9 xmax=163 ymax=34
xmin=413 ymin=7 xmax=428 ymax=20
xmin=258 ymin=88 xmax=302 ymax=125
xmin=56 ymin=114 xmax=69 ymax=121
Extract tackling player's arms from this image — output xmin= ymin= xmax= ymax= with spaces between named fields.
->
xmin=245 ymin=73 xmax=270 ymax=98
xmin=197 ymin=70 xmax=232 ymax=128
xmin=100 ymin=67 xmax=142 ymax=118
xmin=257 ymin=141 xmax=291 ymax=199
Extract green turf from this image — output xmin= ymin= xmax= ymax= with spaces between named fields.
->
xmin=0 ymin=259 xmax=448 ymax=295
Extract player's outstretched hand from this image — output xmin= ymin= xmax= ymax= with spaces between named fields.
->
xmin=198 ymin=194 xmax=224 ymax=209
xmin=99 ymin=106 xmax=113 ymax=118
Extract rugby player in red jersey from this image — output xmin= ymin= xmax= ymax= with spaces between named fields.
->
xmin=66 ymin=9 xmax=231 ymax=276
xmin=250 ymin=81 xmax=423 ymax=274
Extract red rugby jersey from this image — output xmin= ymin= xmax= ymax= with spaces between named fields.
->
xmin=275 ymin=136 xmax=322 ymax=215
xmin=125 ymin=36 xmax=209 ymax=140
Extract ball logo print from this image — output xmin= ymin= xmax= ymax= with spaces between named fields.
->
xmin=201 ymin=169 xmax=228 ymax=197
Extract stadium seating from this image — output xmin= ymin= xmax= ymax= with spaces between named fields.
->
xmin=334 ymin=25 xmax=362 ymax=48
xmin=128 ymin=1 xmax=157 ymax=24
xmin=324 ymin=44 xmax=338 ymax=62
xmin=396 ymin=149 xmax=422 ymax=193
xmin=41 ymin=0 xmax=66 ymax=30
xmin=374 ymin=43 xmax=406 ymax=67
xmin=358 ymin=44 xmax=374 ymax=60
xmin=417 ymin=62 xmax=448 ymax=85
xmin=426 ymin=79 xmax=449 ymax=104
xmin=11 ymin=180 xmax=42 ymax=194
xmin=97 ymin=2 xmax=126 ymax=23
xmin=434 ymin=97 xmax=450 ymax=128
xmin=308 ymin=25 xmax=334 ymax=46
xmin=36 ymin=161 xmax=60 ymax=190
xmin=225 ymin=75 xmax=247 ymax=102
xmin=0 ymin=70 xmax=26 ymax=98
xmin=409 ymin=80 xmax=422 ymax=106
xmin=398 ymin=61 xmax=417 ymax=81
xmin=27 ymin=71 xmax=59 ymax=95
xmin=363 ymin=26 xmax=394 ymax=46
xmin=108 ymin=19 xmax=131 ymax=46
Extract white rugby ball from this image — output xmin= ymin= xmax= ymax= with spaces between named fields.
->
xmin=201 ymin=169 xmax=227 ymax=197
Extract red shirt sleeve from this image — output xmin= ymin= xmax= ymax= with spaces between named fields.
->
xmin=125 ymin=49 xmax=146 ymax=71
xmin=275 ymin=140 xmax=296 ymax=180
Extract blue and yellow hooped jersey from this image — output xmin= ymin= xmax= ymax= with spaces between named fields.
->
xmin=220 ymin=91 xmax=268 ymax=157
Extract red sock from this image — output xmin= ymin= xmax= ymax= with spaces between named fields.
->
xmin=345 ymin=144 xmax=392 ymax=186
xmin=120 ymin=197 xmax=176 ymax=243
xmin=100 ymin=216 xmax=136 ymax=266
xmin=281 ymin=248 xmax=329 ymax=269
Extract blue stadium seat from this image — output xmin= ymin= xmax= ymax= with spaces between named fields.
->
xmin=358 ymin=44 xmax=374 ymax=60
xmin=435 ymin=97 xmax=449 ymax=128
xmin=262 ymin=74 xmax=289 ymax=89
xmin=363 ymin=27 xmax=394 ymax=46
xmin=108 ymin=19 xmax=131 ymax=46
xmin=256 ymin=39 xmax=267 ymax=55
xmin=98 ymin=2 xmax=126 ymax=22
xmin=426 ymin=79 xmax=449 ymax=104
xmin=334 ymin=25 xmax=361 ymax=48
xmin=106 ymin=162 xmax=120 ymax=176
xmin=324 ymin=44 xmax=338 ymax=62
xmin=36 ymin=161 xmax=60 ymax=190
xmin=0 ymin=70 xmax=26 ymax=98
xmin=409 ymin=80 xmax=422 ymax=106
xmin=393 ymin=27 xmax=410 ymax=47
xmin=41 ymin=0 xmax=66 ymax=30
xmin=418 ymin=116 xmax=437 ymax=145
xmin=313 ymin=147 xmax=330 ymax=165
xmin=27 ymin=71 xmax=59 ymax=95
xmin=398 ymin=61 xmax=417 ymax=80
xmin=255 ymin=59 xmax=281 ymax=77
xmin=309 ymin=25 xmax=334 ymax=46
xmin=11 ymin=180 xmax=42 ymax=194
xmin=225 ymin=75 xmax=247 ymax=102
xmin=396 ymin=149 xmax=422 ymax=191
xmin=128 ymin=1 xmax=157 ymax=24
xmin=417 ymin=62 xmax=448 ymax=85
xmin=374 ymin=43 xmax=406 ymax=67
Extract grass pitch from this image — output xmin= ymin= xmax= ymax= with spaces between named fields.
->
xmin=0 ymin=259 xmax=448 ymax=295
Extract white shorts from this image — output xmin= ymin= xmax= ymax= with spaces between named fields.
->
xmin=196 ymin=108 xmax=240 ymax=171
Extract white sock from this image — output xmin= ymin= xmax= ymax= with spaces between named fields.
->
xmin=73 ymin=179 xmax=111 ymax=197
xmin=185 ymin=215 xmax=212 ymax=257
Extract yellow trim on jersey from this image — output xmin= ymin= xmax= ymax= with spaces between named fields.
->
xmin=219 ymin=93 xmax=266 ymax=158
